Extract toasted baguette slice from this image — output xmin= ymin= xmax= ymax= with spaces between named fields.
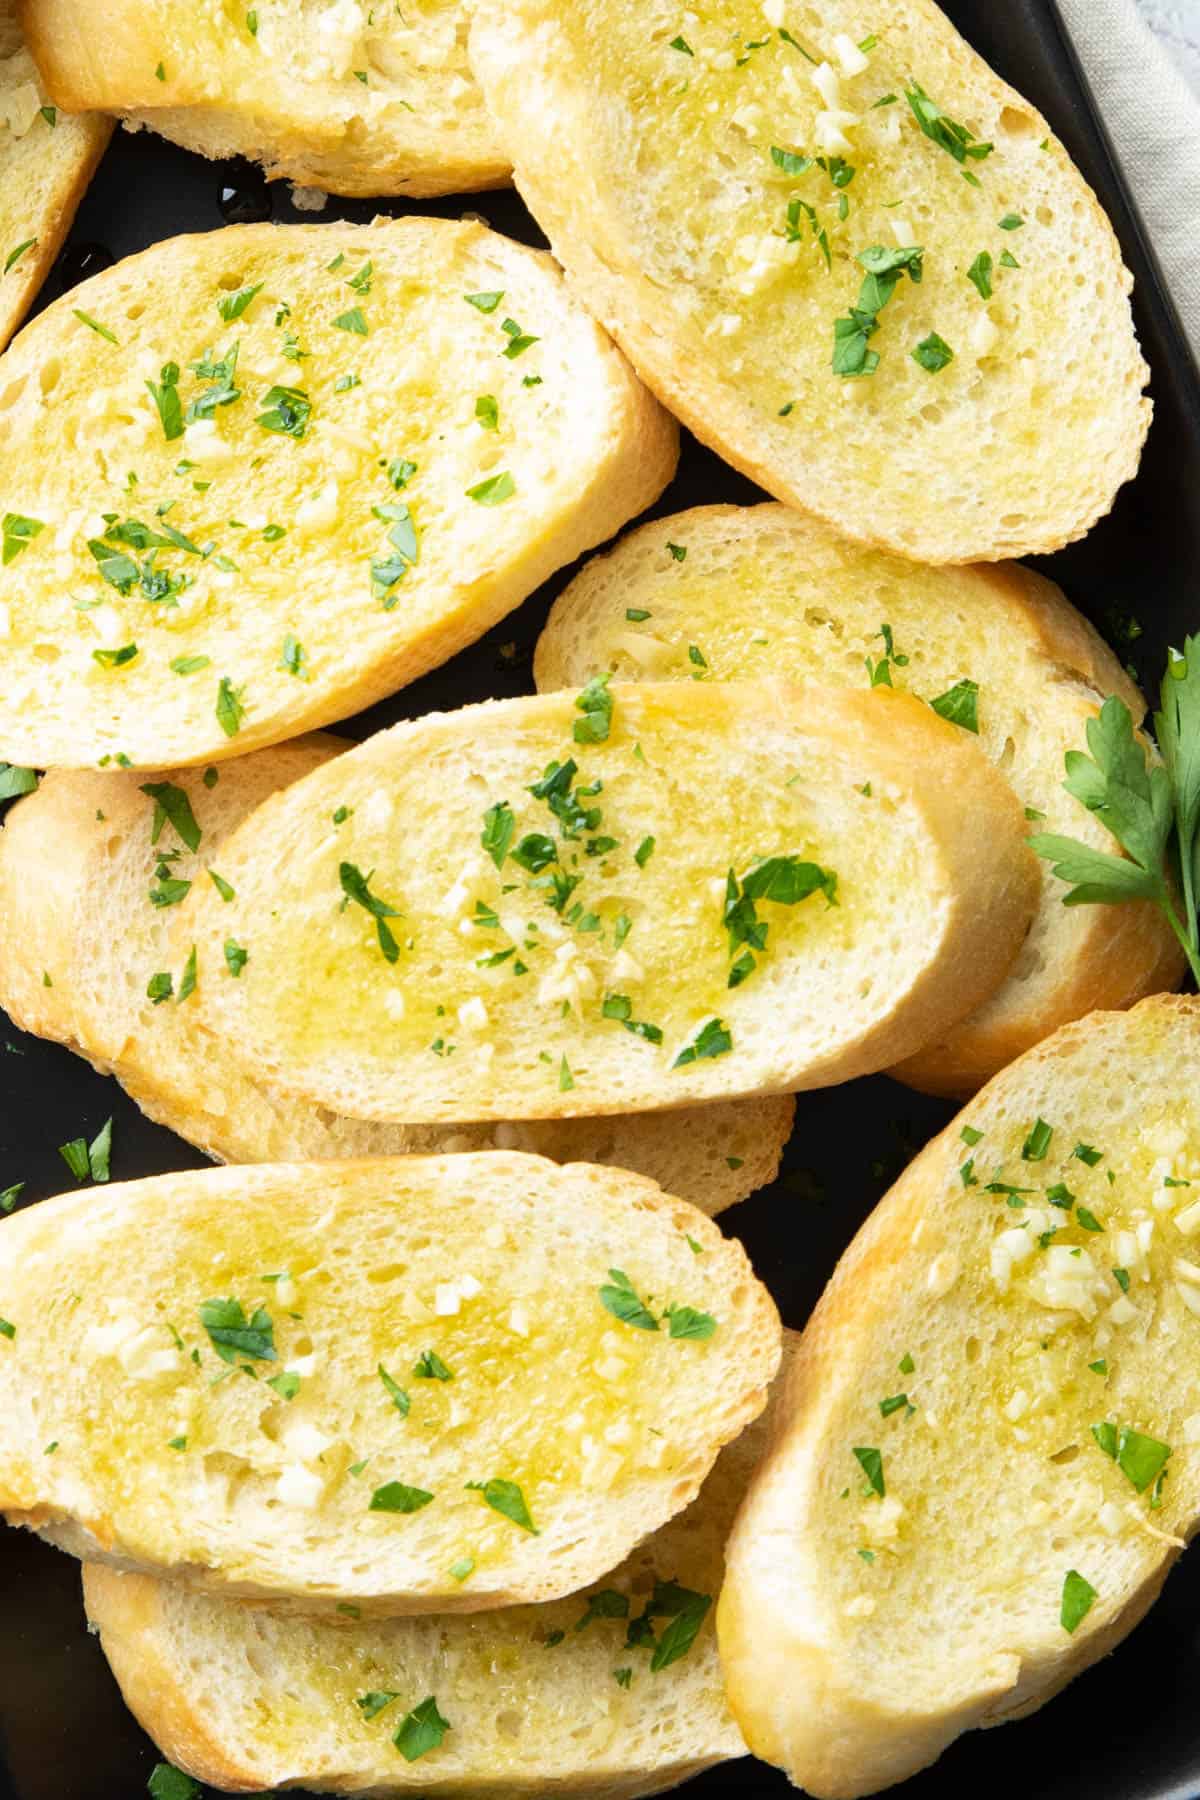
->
xmin=0 ymin=2 xmax=110 ymax=349
xmin=720 ymin=996 xmax=1200 ymax=1798
xmin=21 ymin=0 xmax=506 ymax=198
xmin=469 ymin=2 xmax=1150 ymax=564
xmin=0 ymin=217 xmax=676 ymax=771
xmin=81 ymin=1337 xmax=804 ymax=1798
xmin=181 ymin=683 xmax=1039 ymax=1124
xmin=0 ymin=742 xmax=794 ymax=1212
xmin=0 ymin=1154 xmax=780 ymax=1612
xmin=535 ymin=505 xmax=1185 ymax=1094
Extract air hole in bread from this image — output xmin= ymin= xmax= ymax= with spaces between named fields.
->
xmin=964 ymin=1335 xmax=981 ymax=1363
xmin=0 ymin=373 xmax=28 ymax=411
xmin=999 ymin=106 xmax=1039 ymax=139
xmin=1036 ymin=204 xmax=1055 ymax=227
xmin=217 ymin=272 xmax=246 ymax=292
xmin=38 ymin=359 xmax=62 ymax=396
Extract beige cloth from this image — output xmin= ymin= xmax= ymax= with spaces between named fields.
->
xmin=1058 ymin=0 xmax=1200 ymax=362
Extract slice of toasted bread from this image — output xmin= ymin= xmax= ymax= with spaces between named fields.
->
xmin=0 ymin=1154 xmax=781 ymax=1612
xmin=81 ymin=1335 xmax=803 ymax=1799
xmin=0 ymin=742 xmax=794 ymax=1212
xmin=180 ymin=683 xmax=1040 ymax=1124
xmin=0 ymin=2 xmax=110 ymax=349
xmin=0 ymin=216 xmax=676 ymax=771
xmin=720 ymin=996 xmax=1200 ymax=1798
xmin=21 ymin=0 xmax=506 ymax=198
xmin=534 ymin=504 xmax=1185 ymax=1094
xmin=469 ymin=2 xmax=1150 ymax=565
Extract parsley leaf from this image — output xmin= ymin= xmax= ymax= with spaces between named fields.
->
xmin=199 ymin=1296 xmax=276 ymax=1364
xmin=393 ymin=1695 xmax=450 ymax=1762
xmin=599 ymin=1267 xmax=659 ymax=1331
xmin=339 ymin=861 xmax=402 ymax=963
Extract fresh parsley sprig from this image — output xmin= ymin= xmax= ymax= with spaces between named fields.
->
xmin=1032 ymin=636 xmax=1200 ymax=984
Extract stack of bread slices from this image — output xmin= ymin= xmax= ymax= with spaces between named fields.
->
xmin=0 ymin=4 xmax=1194 ymax=1798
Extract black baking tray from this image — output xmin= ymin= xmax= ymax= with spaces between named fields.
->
xmin=3 ymin=4 xmax=1200 ymax=1797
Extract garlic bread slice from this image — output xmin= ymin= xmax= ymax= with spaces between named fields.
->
xmin=535 ymin=504 xmax=1184 ymax=1093
xmin=81 ymin=1336 xmax=805 ymax=1798
xmin=721 ymin=996 xmax=1200 ymax=1797
xmin=0 ymin=217 xmax=676 ymax=770
xmin=469 ymin=1 xmax=1150 ymax=563
xmin=22 ymin=0 xmax=505 ymax=198
xmin=0 ymin=0 xmax=110 ymax=350
xmin=0 ymin=1153 xmax=780 ymax=1611
xmin=0 ymin=742 xmax=794 ymax=1210
xmin=180 ymin=683 xmax=1040 ymax=1123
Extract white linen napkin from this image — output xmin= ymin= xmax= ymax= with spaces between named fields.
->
xmin=1057 ymin=0 xmax=1200 ymax=362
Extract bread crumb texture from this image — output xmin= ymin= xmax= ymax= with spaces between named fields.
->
xmin=470 ymin=0 xmax=1151 ymax=562
xmin=536 ymin=504 xmax=1184 ymax=1092
xmin=0 ymin=1154 xmax=781 ymax=1612
xmin=80 ymin=1339 xmax=807 ymax=1795
xmin=720 ymin=997 xmax=1200 ymax=1797
xmin=21 ymin=0 xmax=505 ymax=195
xmin=0 ymin=217 xmax=676 ymax=769
xmin=0 ymin=1 xmax=110 ymax=350
xmin=180 ymin=683 xmax=1039 ymax=1122
xmin=0 ymin=740 xmax=794 ymax=1209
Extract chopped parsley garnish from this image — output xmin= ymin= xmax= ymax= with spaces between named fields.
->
xmin=722 ymin=855 xmax=838 ymax=987
xmin=378 ymin=1364 xmax=411 ymax=1416
xmin=0 ymin=1183 xmax=24 ymax=1214
xmin=669 ymin=34 xmax=693 ymax=54
xmin=912 ymin=331 xmax=954 ymax=373
xmin=501 ymin=318 xmax=539 ymax=358
xmin=833 ymin=244 xmax=924 ymax=378
xmin=339 ymin=860 xmax=401 ymax=963
xmin=73 ymin=309 xmax=118 ymax=343
xmin=665 ymin=1304 xmax=717 ymax=1341
xmin=573 ymin=672 xmax=613 ymax=744
xmin=466 ymin=1477 xmax=538 ymax=1533
xmin=199 ymin=1296 xmax=276 ymax=1364
xmin=904 ymin=82 xmax=993 ymax=173
xmin=853 ymin=1446 xmax=885 ymax=1497
xmin=1022 ymin=1118 xmax=1054 ymax=1162
xmin=1092 ymin=1421 xmax=1171 ymax=1493
xmin=370 ymin=1481 xmax=435 ymax=1514
xmin=141 ymin=780 xmax=201 ymax=852
xmin=3 ymin=238 xmax=36 ymax=273
xmin=599 ymin=1267 xmax=659 ymax=1331
xmin=466 ymin=471 xmax=515 ymax=505
xmin=475 ymin=393 xmax=499 ymax=430
xmin=215 ymin=676 xmax=246 ymax=737
xmin=147 ymin=1765 xmax=199 ymax=1800
xmin=481 ymin=800 xmax=515 ymax=868
xmin=1060 ymin=1569 xmax=1096 ymax=1634
xmin=333 ymin=307 xmax=368 ymax=336
xmin=0 ymin=512 xmax=43 ymax=565
xmin=58 ymin=1117 xmax=112 ymax=1184
xmin=929 ymin=678 xmax=981 ymax=733
xmin=217 ymin=281 xmax=263 ymax=321
xmin=465 ymin=290 xmax=504 ymax=313
xmin=0 ymin=762 xmax=36 ymax=798
xmin=223 ymin=938 xmax=248 ymax=977
xmin=256 ymin=384 xmax=311 ymax=438
xmin=393 ymin=1695 xmax=450 ymax=1762
xmin=413 ymin=1349 xmax=452 ymax=1381
xmin=602 ymin=994 xmax=663 ymax=1044
xmin=999 ymin=213 xmax=1025 ymax=230
xmin=967 ymin=251 xmax=994 ymax=299
xmin=574 ymin=1588 xmax=629 ymax=1630
xmin=356 ymin=1691 xmax=399 ymax=1720
xmin=672 ymin=1017 xmax=733 ymax=1068
xmin=93 ymin=645 xmax=138 ymax=668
